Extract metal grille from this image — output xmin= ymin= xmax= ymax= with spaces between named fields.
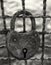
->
xmin=0 ymin=0 xmax=51 ymax=65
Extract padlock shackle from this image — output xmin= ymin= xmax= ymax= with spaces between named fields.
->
xmin=10 ymin=10 xmax=36 ymax=31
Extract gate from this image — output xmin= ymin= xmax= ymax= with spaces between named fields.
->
xmin=0 ymin=0 xmax=51 ymax=65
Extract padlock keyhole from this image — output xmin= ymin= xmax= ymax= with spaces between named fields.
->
xmin=22 ymin=48 xmax=27 ymax=58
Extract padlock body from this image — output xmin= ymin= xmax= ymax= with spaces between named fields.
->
xmin=7 ymin=30 xmax=40 ymax=60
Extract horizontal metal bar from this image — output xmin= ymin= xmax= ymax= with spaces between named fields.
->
xmin=0 ymin=15 xmax=51 ymax=18
xmin=30 ymin=58 xmax=51 ymax=61
xmin=0 ymin=57 xmax=15 ymax=60
xmin=0 ymin=57 xmax=51 ymax=61
xmin=0 ymin=45 xmax=51 ymax=49
xmin=0 ymin=29 xmax=51 ymax=34
xmin=40 ymin=45 xmax=51 ymax=49
xmin=0 ymin=29 xmax=9 ymax=34
xmin=0 ymin=45 xmax=6 ymax=48
xmin=38 ymin=31 xmax=51 ymax=34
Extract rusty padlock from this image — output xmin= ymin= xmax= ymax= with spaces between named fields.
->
xmin=7 ymin=10 xmax=40 ymax=60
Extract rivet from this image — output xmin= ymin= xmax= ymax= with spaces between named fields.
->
xmin=35 ymin=34 xmax=37 ymax=36
xmin=14 ymin=38 xmax=16 ymax=42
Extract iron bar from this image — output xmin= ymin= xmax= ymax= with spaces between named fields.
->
xmin=0 ymin=0 xmax=51 ymax=65
xmin=41 ymin=0 xmax=47 ymax=65
xmin=0 ymin=15 xmax=51 ymax=18
xmin=1 ymin=0 xmax=11 ymax=65
xmin=0 ymin=15 xmax=44 ymax=18
xmin=0 ymin=58 xmax=51 ymax=61
xmin=5 ymin=34 xmax=11 ymax=65
xmin=0 ymin=30 xmax=51 ymax=34
xmin=0 ymin=45 xmax=51 ymax=49
xmin=1 ymin=0 xmax=6 ymax=30
xmin=25 ymin=60 xmax=27 ymax=65
xmin=22 ymin=0 xmax=26 ymax=32
xmin=7 ymin=51 xmax=11 ymax=65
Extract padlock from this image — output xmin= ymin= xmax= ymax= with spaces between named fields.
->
xmin=7 ymin=10 xmax=40 ymax=60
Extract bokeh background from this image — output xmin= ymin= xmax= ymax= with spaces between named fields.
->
xmin=0 ymin=0 xmax=51 ymax=65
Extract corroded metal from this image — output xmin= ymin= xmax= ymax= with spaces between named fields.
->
xmin=10 ymin=10 xmax=36 ymax=31
xmin=7 ymin=10 xmax=40 ymax=60
xmin=7 ymin=31 xmax=40 ymax=60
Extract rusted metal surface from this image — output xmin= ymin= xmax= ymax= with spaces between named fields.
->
xmin=0 ymin=0 xmax=51 ymax=65
xmin=10 ymin=10 xmax=36 ymax=31
xmin=41 ymin=0 xmax=47 ymax=65
xmin=7 ymin=31 xmax=40 ymax=60
xmin=7 ymin=9 xmax=40 ymax=60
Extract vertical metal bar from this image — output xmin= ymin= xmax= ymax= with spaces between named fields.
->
xmin=6 ymin=37 xmax=11 ymax=65
xmin=1 ymin=0 xmax=6 ymax=30
xmin=25 ymin=60 xmax=27 ymax=65
xmin=22 ymin=0 xmax=27 ymax=65
xmin=41 ymin=0 xmax=47 ymax=65
xmin=22 ymin=0 xmax=26 ymax=32
xmin=22 ymin=0 xmax=25 ymax=11
xmin=8 ymin=51 xmax=11 ymax=65
xmin=1 ymin=0 xmax=11 ymax=65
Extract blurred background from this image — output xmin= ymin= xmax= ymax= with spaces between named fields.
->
xmin=0 ymin=0 xmax=51 ymax=65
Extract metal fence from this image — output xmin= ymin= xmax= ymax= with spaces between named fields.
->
xmin=0 ymin=0 xmax=51 ymax=65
